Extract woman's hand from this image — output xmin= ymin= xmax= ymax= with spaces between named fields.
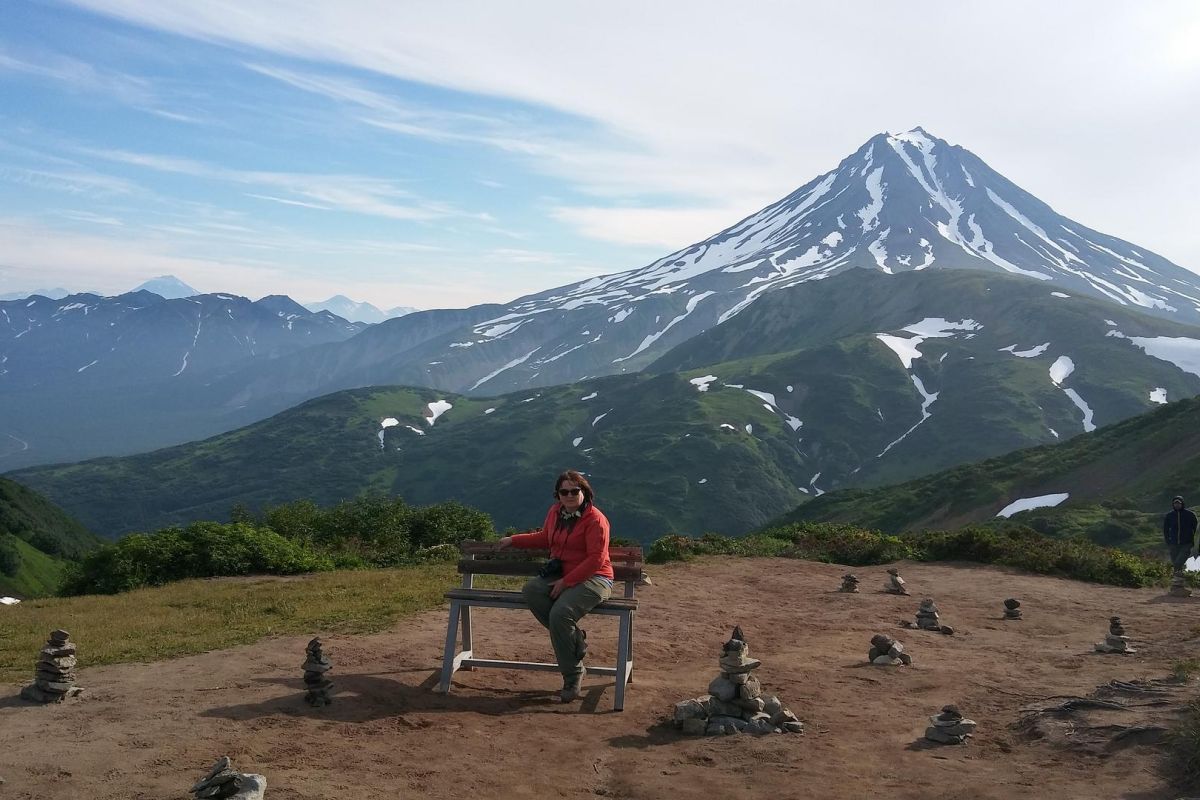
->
xmin=497 ymin=536 xmax=513 ymax=549
xmin=549 ymin=579 xmax=565 ymax=599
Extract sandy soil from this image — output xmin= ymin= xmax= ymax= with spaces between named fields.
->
xmin=1 ymin=558 xmax=1198 ymax=800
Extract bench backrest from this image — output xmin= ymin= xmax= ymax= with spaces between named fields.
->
xmin=458 ymin=540 xmax=645 ymax=598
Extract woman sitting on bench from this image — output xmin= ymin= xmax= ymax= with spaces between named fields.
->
xmin=498 ymin=469 xmax=614 ymax=702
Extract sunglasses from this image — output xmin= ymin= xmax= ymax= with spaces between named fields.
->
xmin=557 ymin=488 xmax=582 ymax=497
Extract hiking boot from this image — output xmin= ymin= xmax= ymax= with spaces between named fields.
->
xmin=560 ymin=666 xmax=586 ymax=702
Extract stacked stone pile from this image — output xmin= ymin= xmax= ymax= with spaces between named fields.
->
xmin=1094 ymin=616 xmax=1135 ymax=654
xmin=672 ymin=627 xmax=804 ymax=736
xmin=838 ymin=573 xmax=860 ymax=593
xmin=189 ymin=757 xmax=266 ymax=800
xmin=302 ymin=638 xmax=334 ymax=706
xmin=868 ymin=634 xmax=912 ymax=666
xmin=924 ymin=704 xmax=977 ymax=745
xmin=902 ymin=598 xmax=954 ymax=635
xmin=20 ymin=629 xmax=82 ymax=703
xmin=1003 ymin=598 xmax=1022 ymax=620
xmin=884 ymin=568 xmax=909 ymax=595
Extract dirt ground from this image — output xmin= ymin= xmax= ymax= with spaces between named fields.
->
xmin=2 ymin=558 xmax=1198 ymax=800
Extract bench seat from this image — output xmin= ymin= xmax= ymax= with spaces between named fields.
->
xmin=437 ymin=541 xmax=645 ymax=710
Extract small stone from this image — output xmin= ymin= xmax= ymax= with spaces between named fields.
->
xmin=738 ymin=676 xmax=762 ymax=700
xmin=718 ymin=656 xmax=761 ymax=674
xmin=771 ymin=708 xmax=799 ymax=725
xmin=302 ymin=660 xmax=332 ymax=673
xmin=707 ymin=676 xmax=737 ymax=701
xmin=709 ymin=698 xmax=743 ymax=717
xmin=49 ymin=629 xmax=70 ymax=642
xmin=726 ymin=670 xmax=750 ymax=685
xmin=781 ymin=720 xmax=805 ymax=733
xmin=762 ymin=695 xmax=784 ymax=717
xmin=674 ymin=698 xmax=707 ymax=723
xmin=735 ymin=696 xmax=765 ymax=713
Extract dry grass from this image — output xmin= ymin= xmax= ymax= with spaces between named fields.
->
xmin=0 ymin=565 xmax=518 ymax=683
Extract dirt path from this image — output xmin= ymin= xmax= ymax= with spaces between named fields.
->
xmin=1 ymin=558 xmax=1197 ymax=799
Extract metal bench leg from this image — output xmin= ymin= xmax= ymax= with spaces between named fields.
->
xmin=614 ymin=611 xmax=631 ymax=712
xmin=438 ymin=600 xmax=463 ymax=693
xmin=627 ymin=612 xmax=635 ymax=684
xmin=460 ymin=604 xmax=474 ymax=669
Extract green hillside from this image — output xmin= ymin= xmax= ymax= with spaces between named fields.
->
xmin=0 ymin=476 xmax=99 ymax=597
xmin=770 ymin=394 xmax=1200 ymax=554
xmin=8 ymin=375 xmax=809 ymax=541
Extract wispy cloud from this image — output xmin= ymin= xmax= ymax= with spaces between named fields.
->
xmin=84 ymin=146 xmax=480 ymax=222
xmin=0 ymin=48 xmax=154 ymax=105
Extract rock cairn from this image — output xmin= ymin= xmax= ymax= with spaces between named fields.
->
xmin=902 ymin=598 xmax=954 ymax=635
xmin=672 ymin=626 xmax=804 ymax=736
xmin=838 ymin=573 xmax=860 ymax=593
xmin=1003 ymin=598 xmax=1022 ymax=620
xmin=1169 ymin=572 xmax=1192 ymax=597
xmin=189 ymin=757 xmax=267 ymax=800
xmin=924 ymin=704 xmax=977 ymax=745
xmin=1094 ymin=616 xmax=1135 ymax=654
xmin=884 ymin=567 xmax=909 ymax=595
xmin=868 ymin=633 xmax=912 ymax=666
xmin=20 ymin=629 xmax=82 ymax=703
xmin=302 ymin=638 xmax=333 ymax=706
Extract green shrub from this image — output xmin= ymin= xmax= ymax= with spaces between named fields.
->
xmin=648 ymin=522 xmax=1169 ymax=588
xmin=60 ymin=522 xmax=333 ymax=595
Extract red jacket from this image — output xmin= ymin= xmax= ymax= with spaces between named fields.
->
xmin=510 ymin=503 xmax=614 ymax=587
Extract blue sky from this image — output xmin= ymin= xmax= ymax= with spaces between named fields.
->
xmin=1 ymin=1 xmax=1198 ymax=309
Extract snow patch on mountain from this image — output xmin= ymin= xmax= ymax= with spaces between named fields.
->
xmin=613 ymin=291 xmax=716 ymax=363
xmin=1150 ymin=387 xmax=1167 ymax=404
xmin=1051 ymin=292 xmax=1070 ymax=298
xmin=745 ymin=389 xmax=776 ymax=407
xmin=469 ymin=347 xmax=541 ymax=391
xmin=877 ymin=374 xmax=939 ymax=457
xmin=877 ymin=318 xmax=981 ymax=368
xmin=378 ymin=417 xmax=399 ymax=449
xmin=1049 ymin=356 xmax=1075 ymax=385
xmin=1000 ymin=342 xmax=1050 ymax=358
xmin=996 ymin=493 xmax=1069 ymax=518
xmin=1121 ymin=336 xmax=1200 ymax=378
xmin=424 ymin=400 xmax=452 ymax=426
xmin=1062 ymin=388 xmax=1096 ymax=432
xmin=690 ymin=375 xmax=718 ymax=392
xmin=580 ymin=392 xmax=598 ymax=401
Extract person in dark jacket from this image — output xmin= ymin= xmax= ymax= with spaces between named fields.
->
xmin=1163 ymin=495 xmax=1197 ymax=574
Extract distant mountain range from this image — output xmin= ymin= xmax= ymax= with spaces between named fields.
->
xmin=132 ymin=275 xmax=198 ymax=299
xmin=0 ymin=287 xmax=70 ymax=301
xmin=304 ymin=295 xmax=418 ymax=324
xmin=0 ymin=291 xmax=365 ymax=467
xmin=15 ymin=268 xmax=1200 ymax=541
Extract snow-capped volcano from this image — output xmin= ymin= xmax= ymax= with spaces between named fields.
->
xmin=526 ymin=127 xmax=1199 ymax=327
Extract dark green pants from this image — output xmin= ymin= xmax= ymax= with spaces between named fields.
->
xmin=521 ymin=575 xmax=611 ymax=679
xmin=1170 ymin=543 xmax=1192 ymax=573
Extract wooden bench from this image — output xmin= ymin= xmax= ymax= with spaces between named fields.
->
xmin=437 ymin=541 xmax=645 ymax=711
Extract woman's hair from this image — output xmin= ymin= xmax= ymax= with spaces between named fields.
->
xmin=554 ymin=469 xmax=595 ymax=503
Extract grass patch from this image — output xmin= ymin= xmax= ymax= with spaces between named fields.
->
xmin=1173 ymin=658 xmax=1200 ymax=682
xmin=0 ymin=565 xmax=524 ymax=684
xmin=1167 ymin=698 xmax=1200 ymax=790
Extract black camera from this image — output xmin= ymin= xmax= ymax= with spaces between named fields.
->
xmin=537 ymin=558 xmax=563 ymax=580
